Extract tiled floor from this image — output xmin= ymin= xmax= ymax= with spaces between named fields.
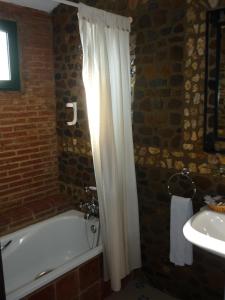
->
xmin=105 ymin=277 xmax=180 ymax=300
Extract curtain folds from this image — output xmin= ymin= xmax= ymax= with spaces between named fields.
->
xmin=78 ymin=3 xmax=141 ymax=291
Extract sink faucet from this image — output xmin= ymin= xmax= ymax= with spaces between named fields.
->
xmin=80 ymin=186 xmax=99 ymax=219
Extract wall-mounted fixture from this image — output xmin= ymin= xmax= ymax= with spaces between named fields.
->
xmin=167 ymin=168 xmax=197 ymax=199
xmin=66 ymin=102 xmax=77 ymax=126
xmin=204 ymin=7 xmax=225 ymax=153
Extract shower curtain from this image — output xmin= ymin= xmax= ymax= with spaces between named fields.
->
xmin=78 ymin=3 xmax=141 ymax=291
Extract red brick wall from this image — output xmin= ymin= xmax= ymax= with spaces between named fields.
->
xmin=0 ymin=2 xmax=59 ymax=213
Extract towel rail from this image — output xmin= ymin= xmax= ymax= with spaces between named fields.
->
xmin=167 ymin=168 xmax=197 ymax=198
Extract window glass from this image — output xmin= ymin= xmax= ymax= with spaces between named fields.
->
xmin=0 ymin=20 xmax=20 ymax=91
xmin=0 ymin=31 xmax=11 ymax=80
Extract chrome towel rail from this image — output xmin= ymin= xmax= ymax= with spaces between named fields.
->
xmin=167 ymin=168 xmax=197 ymax=199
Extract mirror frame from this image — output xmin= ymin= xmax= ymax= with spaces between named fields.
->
xmin=204 ymin=7 xmax=225 ymax=153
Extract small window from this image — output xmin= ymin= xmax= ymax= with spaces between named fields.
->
xmin=0 ymin=20 xmax=20 ymax=90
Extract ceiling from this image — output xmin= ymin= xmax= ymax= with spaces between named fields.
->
xmin=0 ymin=0 xmax=59 ymax=13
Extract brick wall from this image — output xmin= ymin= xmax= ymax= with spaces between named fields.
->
xmin=0 ymin=2 xmax=60 ymax=227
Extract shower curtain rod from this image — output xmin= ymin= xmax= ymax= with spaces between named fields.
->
xmin=52 ymin=0 xmax=133 ymax=23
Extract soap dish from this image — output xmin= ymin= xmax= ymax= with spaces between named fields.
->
xmin=208 ymin=204 xmax=225 ymax=213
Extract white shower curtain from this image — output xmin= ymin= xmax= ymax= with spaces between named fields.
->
xmin=78 ymin=3 xmax=141 ymax=291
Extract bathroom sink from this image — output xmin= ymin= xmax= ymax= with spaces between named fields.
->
xmin=183 ymin=206 xmax=225 ymax=258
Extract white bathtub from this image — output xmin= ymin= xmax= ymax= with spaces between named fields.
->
xmin=0 ymin=210 xmax=102 ymax=300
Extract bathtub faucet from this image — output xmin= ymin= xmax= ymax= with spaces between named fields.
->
xmin=80 ymin=199 xmax=99 ymax=219
xmin=80 ymin=186 xmax=99 ymax=219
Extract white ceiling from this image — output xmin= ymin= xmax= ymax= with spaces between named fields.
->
xmin=1 ymin=0 xmax=59 ymax=13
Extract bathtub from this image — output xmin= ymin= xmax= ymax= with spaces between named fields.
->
xmin=0 ymin=210 xmax=102 ymax=300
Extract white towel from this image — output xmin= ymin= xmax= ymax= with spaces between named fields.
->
xmin=170 ymin=195 xmax=193 ymax=266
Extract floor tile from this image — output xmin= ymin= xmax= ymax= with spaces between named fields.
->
xmin=105 ymin=277 xmax=180 ymax=300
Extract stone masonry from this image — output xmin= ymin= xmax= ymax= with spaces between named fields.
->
xmin=53 ymin=1 xmax=225 ymax=299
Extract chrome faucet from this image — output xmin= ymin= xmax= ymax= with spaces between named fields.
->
xmin=80 ymin=186 xmax=99 ymax=219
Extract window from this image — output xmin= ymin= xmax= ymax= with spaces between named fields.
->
xmin=0 ymin=20 xmax=20 ymax=90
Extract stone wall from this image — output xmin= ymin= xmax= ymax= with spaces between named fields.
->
xmin=53 ymin=1 xmax=130 ymax=205
xmin=53 ymin=5 xmax=93 ymax=205
xmin=53 ymin=1 xmax=225 ymax=299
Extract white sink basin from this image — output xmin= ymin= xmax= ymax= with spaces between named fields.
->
xmin=183 ymin=206 xmax=225 ymax=258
